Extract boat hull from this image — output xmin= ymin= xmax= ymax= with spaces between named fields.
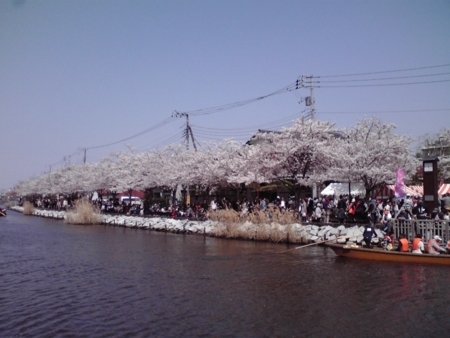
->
xmin=327 ymin=243 xmax=450 ymax=265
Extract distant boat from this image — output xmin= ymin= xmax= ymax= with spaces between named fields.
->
xmin=326 ymin=243 xmax=450 ymax=265
xmin=0 ymin=208 xmax=6 ymax=217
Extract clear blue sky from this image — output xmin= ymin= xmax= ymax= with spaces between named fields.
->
xmin=1 ymin=0 xmax=449 ymax=190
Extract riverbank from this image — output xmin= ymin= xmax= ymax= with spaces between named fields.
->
xmin=8 ymin=206 xmax=383 ymax=245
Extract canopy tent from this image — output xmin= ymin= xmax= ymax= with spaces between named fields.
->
xmin=320 ymin=182 xmax=366 ymax=196
xmin=375 ymin=185 xmax=395 ymax=198
xmin=92 ymin=190 xmax=145 ymax=201
xmin=117 ymin=190 xmax=145 ymax=199
xmin=407 ymin=185 xmax=422 ymax=196
xmin=439 ymin=184 xmax=450 ymax=195
xmin=323 ymin=183 xmax=430 ymax=198
xmin=375 ymin=185 xmax=424 ymax=198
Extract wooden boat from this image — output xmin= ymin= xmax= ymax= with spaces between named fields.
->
xmin=326 ymin=243 xmax=450 ymax=265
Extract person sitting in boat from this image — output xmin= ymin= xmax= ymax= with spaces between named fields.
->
xmin=395 ymin=233 xmax=409 ymax=252
xmin=381 ymin=233 xmax=393 ymax=251
xmin=411 ymin=233 xmax=425 ymax=254
xmin=427 ymin=236 xmax=447 ymax=255
xmin=362 ymin=224 xmax=377 ymax=248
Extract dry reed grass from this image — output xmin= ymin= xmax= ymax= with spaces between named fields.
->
xmin=268 ymin=207 xmax=297 ymax=225
xmin=65 ymin=198 xmax=102 ymax=225
xmin=208 ymin=207 xmax=297 ymax=243
xmin=23 ymin=201 xmax=35 ymax=215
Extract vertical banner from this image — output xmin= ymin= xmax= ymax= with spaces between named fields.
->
xmin=394 ymin=168 xmax=405 ymax=198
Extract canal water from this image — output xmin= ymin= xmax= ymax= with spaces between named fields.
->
xmin=1 ymin=210 xmax=449 ymax=337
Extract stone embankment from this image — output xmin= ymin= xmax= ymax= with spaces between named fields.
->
xmin=10 ymin=206 xmax=383 ymax=245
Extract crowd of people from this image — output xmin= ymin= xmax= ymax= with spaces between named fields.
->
xmin=328 ymin=193 xmax=450 ymax=227
xmin=145 ymin=192 xmax=450 ymax=227
xmin=18 ymin=192 xmax=450 ymax=225
xmin=14 ymin=191 xmax=450 ymax=254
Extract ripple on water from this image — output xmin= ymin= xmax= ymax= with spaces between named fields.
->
xmin=1 ymin=213 xmax=450 ymax=336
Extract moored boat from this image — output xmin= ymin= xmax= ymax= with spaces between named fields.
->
xmin=326 ymin=243 xmax=450 ymax=265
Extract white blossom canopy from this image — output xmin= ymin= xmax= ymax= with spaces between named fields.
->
xmin=328 ymin=117 xmax=418 ymax=196
xmin=11 ymin=117 xmax=420 ymax=199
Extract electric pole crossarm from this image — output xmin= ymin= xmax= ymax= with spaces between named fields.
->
xmin=172 ymin=111 xmax=197 ymax=151
xmin=299 ymin=74 xmax=315 ymax=120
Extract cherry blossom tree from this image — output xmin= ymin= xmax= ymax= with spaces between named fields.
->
xmin=329 ymin=117 xmax=418 ymax=198
xmin=247 ymin=119 xmax=340 ymax=200
xmin=11 ymin=116 xmax=423 ymax=206
xmin=110 ymin=150 xmax=148 ymax=202
xmin=88 ymin=158 xmax=119 ymax=193
xmin=439 ymin=128 xmax=450 ymax=182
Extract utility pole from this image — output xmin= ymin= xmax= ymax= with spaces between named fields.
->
xmin=299 ymin=74 xmax=317 ymax=198
xmin=172 ymin=111 xmax=197 ymax=151
xmin=83 ymin=148 xmax=87 ymax=164
xmin=171 ymin=111 xmax=198 ymax=206
xmin=304 ymin=74 xmax=315 ymax=120
xmin=310 ymin=75 xmax=315 ymax=120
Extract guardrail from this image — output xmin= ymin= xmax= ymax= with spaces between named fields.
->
xmin=392 ymin=219 xmax=450 ymax=243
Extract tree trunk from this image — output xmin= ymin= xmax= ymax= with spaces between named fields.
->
xmin=365 ymin=188 xmax=371 ymax=199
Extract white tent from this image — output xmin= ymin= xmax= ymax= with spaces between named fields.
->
xmin=321 ymin=182 xmax=366 ymax=196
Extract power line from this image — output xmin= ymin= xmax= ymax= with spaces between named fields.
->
xmin=46 ymin=117 xmax=178 ymax=172
xmin=195 ymin=134 xmax=248 ymax=142
xmin=308 ymin=72 xmax=450 ymax=84
xmin=192 ymin=130 xmax=254 ymax=138
xmin=189 ymin=112 xmax=302 ymax=142
xmin=192 ymin=124 xmax=291 ymax=138
xmin=319 ymin=108 xmax=450 ymax=114
xmin=180 ymin=82 xmax=298 ymax=117
xmin=309 ymin=78 xmax=450 ymax=88
xmin=190 ymin=112 xmax=300 ymax=132
xmin=317 ymin=63 xmax=450 ymax=78
xmin=41 ymin=64 xmax=450 ymax=174
xmin=147 ymin=130 xmax=185 ymax=149
xmin=85 ymin=117 xmax=177 ymax=150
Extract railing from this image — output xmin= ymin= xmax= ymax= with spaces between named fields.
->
xmin=392 ymin=219 xmax=450 ymax=243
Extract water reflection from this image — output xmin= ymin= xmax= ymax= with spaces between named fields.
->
xmin=1 ymin=212 xmax=450 ymax=337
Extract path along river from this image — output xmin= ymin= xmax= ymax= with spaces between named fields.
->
xmin=1 ymin=210 xmax=450 ymax=337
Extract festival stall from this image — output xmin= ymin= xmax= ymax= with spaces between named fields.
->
xmin=323 ymin=183 xmax=435 ymax=199
xmin=438 ymin=183 xmax=450 ymax=195
xmin=374 ymin=185 xmax=424 ymax=198
xmin=320 ymin=182 xmax=366 ymax=197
